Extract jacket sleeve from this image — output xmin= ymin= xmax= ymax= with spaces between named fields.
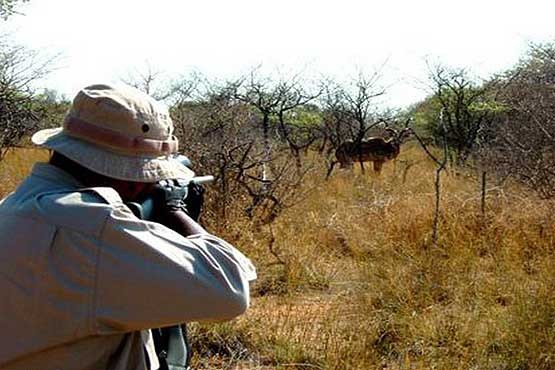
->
xmin=93 ymin=203 xmax=256 ymax=334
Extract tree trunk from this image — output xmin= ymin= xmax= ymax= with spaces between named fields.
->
xmin=262 ymin=113 xmax=271 ymax=186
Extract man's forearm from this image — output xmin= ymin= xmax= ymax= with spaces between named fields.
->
xmin=162 ymin=209 xmax=208 ymax=237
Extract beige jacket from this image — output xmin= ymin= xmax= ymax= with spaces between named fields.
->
xmin=0 ymin=163 xmax=256 ymax=370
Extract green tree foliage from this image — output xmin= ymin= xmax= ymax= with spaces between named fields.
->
xmin=34 ymin=89 xmax=70 ymax=128
xmin=415 ymin=65 xmax=503 ymax=164
xmin=410 ymin=95 xmax=441 ymax=140
xmin=281 ymin=104 xmax=322 ymax=129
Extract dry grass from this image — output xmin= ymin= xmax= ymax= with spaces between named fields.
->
xmin=191 ymin=144 xmax=555 ymax=370
xmin=1 ymin=145 xmax=554 ymax=370
xmin=0 ymin=147 xmax=49 ymax=196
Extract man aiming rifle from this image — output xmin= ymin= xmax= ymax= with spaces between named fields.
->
xmin=0 ymin=84 xmax=256 ymax=370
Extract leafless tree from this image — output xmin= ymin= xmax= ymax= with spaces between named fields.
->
xmin=426 ymin=63 xmax=500 ymax=165
xmin=0 ymin=36 xmax=56 ymax=159
xmin=411 ymin=109 xmax=449 ymax=247
xmin=169 ymin=78 xmax=254 ymax=228
xmin=122 ymin=62 xmax=200 ymax=105
xmin=0 ymin=0 xmax=29 ymax=20
xmin=275 ymin=99 xmax=322 ymax=172
xmin=169 ymin=75 xmax=314 ymax=235
xmin=121 ymin=63 xmax=163 ymax=97
xmin=229 ymin=68 xmax=320 ymax=182
xmin=480 ymin=43 xmax=555 ymax=198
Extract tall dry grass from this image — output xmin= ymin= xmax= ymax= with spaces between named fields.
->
xmin=0 ymin=147 xmax=49 ymax=196
xmin=1 ymin=145 xmax=553 ymax=370
xmin=190 ymin=144 xmax=555 ymax=370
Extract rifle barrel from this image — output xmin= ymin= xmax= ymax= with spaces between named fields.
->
xmin=191 ymin=175 xmax=214 ymax=185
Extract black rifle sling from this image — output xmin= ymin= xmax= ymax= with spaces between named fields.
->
xmin=152 ymin=325 xmax=190 ymax=370
xmin=127 ymin=178 xmax=203 ymax=370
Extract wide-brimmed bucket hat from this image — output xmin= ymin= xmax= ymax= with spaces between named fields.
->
xmin=32 ymin=83 xmax=194 ymax=182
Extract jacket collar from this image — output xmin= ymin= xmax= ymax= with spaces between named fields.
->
xmin=30 ymin=163 xmax=84 ymax=188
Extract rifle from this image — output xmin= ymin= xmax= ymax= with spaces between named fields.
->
xmin=126 ymin=155 xmax=213 ymax=370
xmin=127 ymin=155 xmax=214 ymax=222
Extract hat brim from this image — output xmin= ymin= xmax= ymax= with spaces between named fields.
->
xmin=32 ymin=128 xmax=194 ymax=183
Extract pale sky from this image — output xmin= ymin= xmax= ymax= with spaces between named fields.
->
xmin=4 ymin=0 xmax=555 ymax=107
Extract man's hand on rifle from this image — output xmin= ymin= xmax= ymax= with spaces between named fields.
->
xmin=183 ymin=182 xmax=204 ymax=221
xmin=146 ymin=179 xmax=207 ymax=237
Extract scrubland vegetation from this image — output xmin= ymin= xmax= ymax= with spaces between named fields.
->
xmin=1 ymin=3 xmax=554 ymax=368
xmin=185 ymin=145 xmax=554 ymax=370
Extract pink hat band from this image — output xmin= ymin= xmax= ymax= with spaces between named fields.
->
xmin=64 ymin=116 xmax=179 ymax=156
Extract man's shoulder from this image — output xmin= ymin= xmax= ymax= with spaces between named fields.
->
xmin=36 ymin=186 xmax=123 ymax=208
xmin=80 ymin=187 xmax=124 ymax=205
xmin=34 ymin=187 xmax=125 ymax=237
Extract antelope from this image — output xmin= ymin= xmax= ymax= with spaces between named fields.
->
xmin=328 ymin=127 xmax=412 ymax=177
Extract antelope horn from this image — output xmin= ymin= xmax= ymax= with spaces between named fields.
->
xmin=400 ymin=127 xmax=413 ymax=141
xmin=384 ymin=127 xmax=398 ymax=138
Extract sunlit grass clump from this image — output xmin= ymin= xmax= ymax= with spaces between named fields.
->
xmin=0 ymin=148 xmax=49 ymax=196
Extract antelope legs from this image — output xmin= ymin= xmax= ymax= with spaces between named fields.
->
xmin=373 ymin=160 xmax=384 ymax=174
